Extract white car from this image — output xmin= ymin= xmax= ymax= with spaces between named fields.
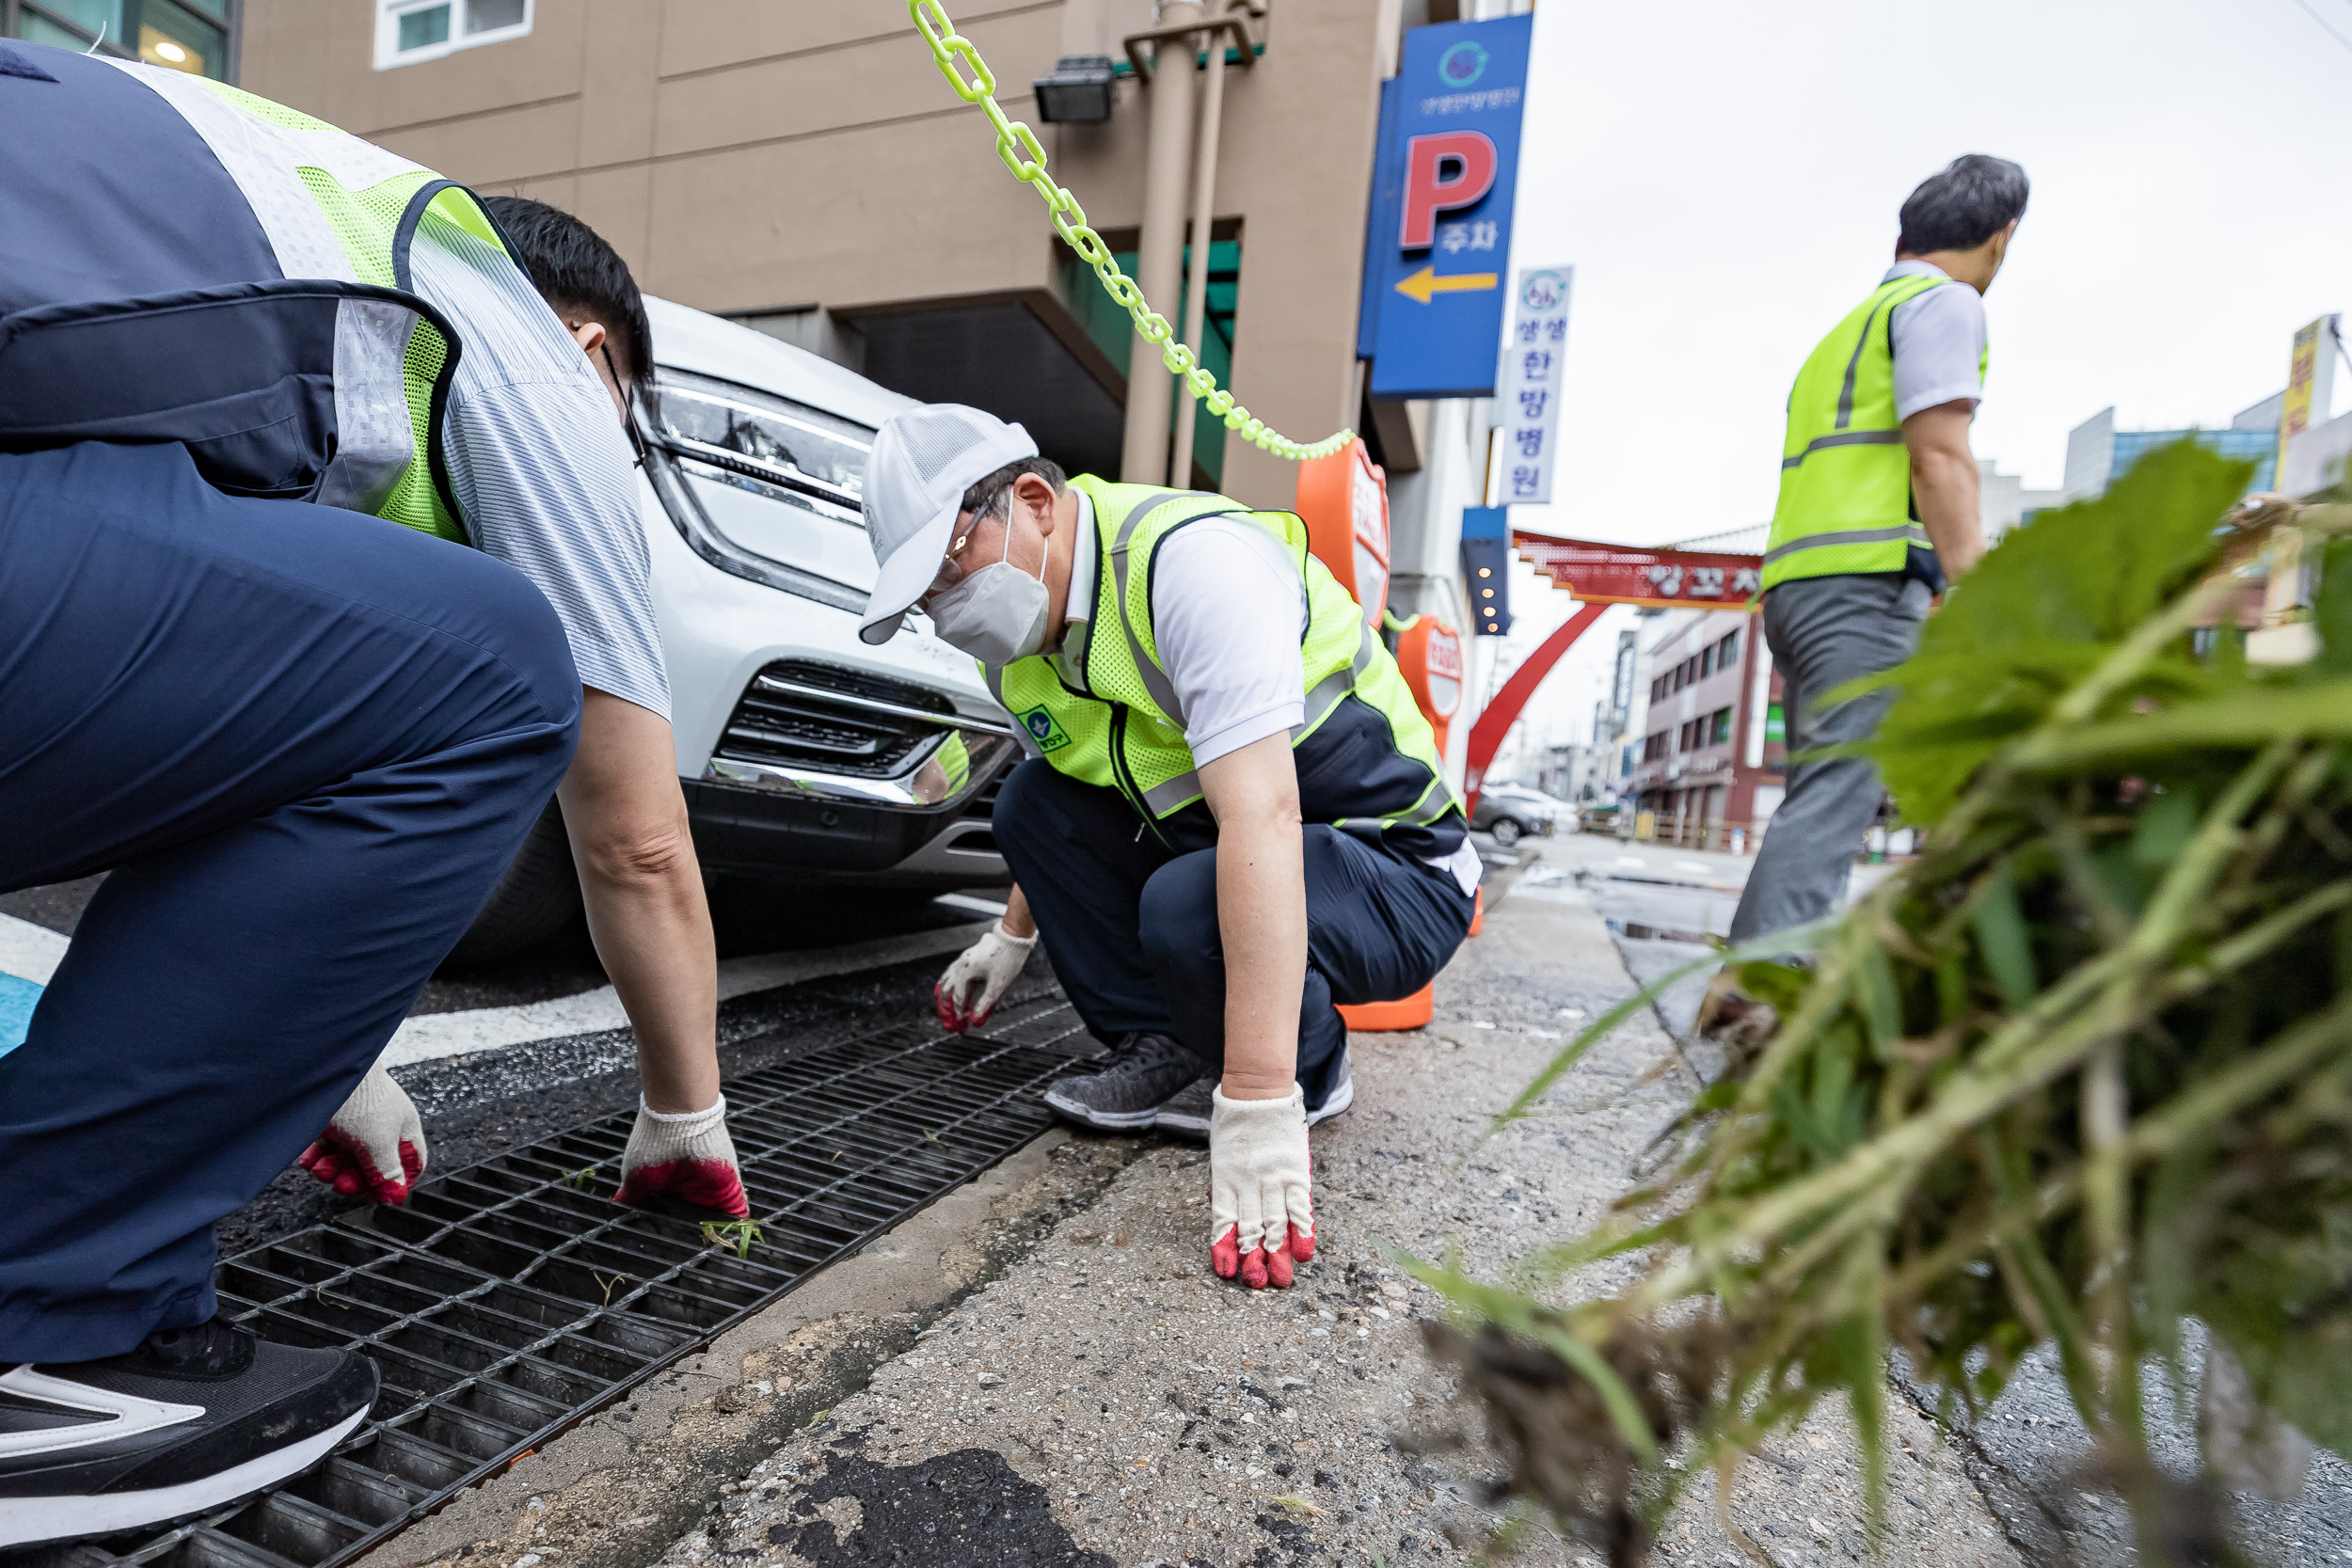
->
xmin=454 ymin=299 xmax=1017 ymax=959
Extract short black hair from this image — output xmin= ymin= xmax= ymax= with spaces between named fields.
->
xmin=1897 ymin=155 xmax=2029 ymax=255
xmin=482 ymin=196 xmax=655 ymax=398
xmin=961 ymin=457 xmax=1068 ymax=519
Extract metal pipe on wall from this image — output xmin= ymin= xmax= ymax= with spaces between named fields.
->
xmin=1166 ymin=6 xmax=1232 ymax=488
xmin=1120 ymin=1 xmax=1201 ymax=484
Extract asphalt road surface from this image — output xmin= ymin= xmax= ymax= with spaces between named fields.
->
xmin=0 ymin=872 xmax=1010 ymax=1257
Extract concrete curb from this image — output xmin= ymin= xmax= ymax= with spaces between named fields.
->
xmin=357 ymin=1132 xmax=1146 ymax=1568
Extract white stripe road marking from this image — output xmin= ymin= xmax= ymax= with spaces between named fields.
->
xmin=0 ymin=912 xmax=69 ymax=986
xmin=933 ymin=893 xmax=1009 ymax=918
xmin=0 ymin=912 xmax=987 ymax=1068
xmin=378 ymin=923 xmax=980 ymax=1069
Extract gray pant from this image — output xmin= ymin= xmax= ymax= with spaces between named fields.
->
xmin=1727 ymin=573 xmax=1931 ymax=943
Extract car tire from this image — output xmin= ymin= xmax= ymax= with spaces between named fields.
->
xmin=1490 ymin=816 xmax=1522 ymax=848
xmin=445 ymin=800 xmax=583 ymax=966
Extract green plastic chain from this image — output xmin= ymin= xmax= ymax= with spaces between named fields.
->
xmin=910 ymin=0 xmax=1354 ymax=464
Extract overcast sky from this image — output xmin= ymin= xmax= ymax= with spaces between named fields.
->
xmin=1481 ymin=0 xmax=2352 ymax=767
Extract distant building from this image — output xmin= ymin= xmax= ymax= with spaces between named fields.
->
xmin=2062 ymin=395 xmax=2280 ymax=503
xmin=4 ymin=0 xmax=237 ymax=80
xmin=1537 ymin=742 xmax=1608 ymax=803
xmin=1623 ymin=606 xmax=1786 ymax=853
xmin=1979 ymin=457 xmax=2062 ymax=546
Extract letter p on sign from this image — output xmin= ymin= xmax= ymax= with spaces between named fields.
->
xmin=1399 ymin=131 xmax=1498 ymax=249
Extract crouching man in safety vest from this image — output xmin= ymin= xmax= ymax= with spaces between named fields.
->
xmin=0 ymin=49 xmax=741 ymax=1544
xmin=858 ymin=405 xmax=1478 ymax=1290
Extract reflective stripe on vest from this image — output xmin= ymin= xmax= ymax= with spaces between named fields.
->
xmin=990 ymin=478 xmax=1462 ymax=853
xmin=1762 ymin=273 xmax=1984 ymax=590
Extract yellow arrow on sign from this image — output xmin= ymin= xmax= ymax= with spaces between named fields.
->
xmin=1392 ymin=264 xmax=1500 ymax=305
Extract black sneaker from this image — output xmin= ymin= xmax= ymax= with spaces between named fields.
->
xmin=0 ymin=1318 xmax=377 ymax=1547
xmin=1152 ymin=1075 xmax=1216 ymax=1141
xmin=1153 ymin=1056 xmax=1356 ymax=1142
xmin=1043 ymin=1031 xmax=1202 ymax=1131
xmin=1309 ymin=1053 xmax=1355 ymax=1128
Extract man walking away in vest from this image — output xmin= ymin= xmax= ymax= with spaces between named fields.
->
xmin=0 ymin=53 xmax=742 ymax=1544
xmin=857 ymin=406 xmax=1477 ymax=1291
xmin=1725 ymin=155 xmax=2027 ymax=948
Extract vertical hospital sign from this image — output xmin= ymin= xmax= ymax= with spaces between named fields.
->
xmin=1358 ymin=13 xmax=1534 ymax=400
xmin=1501 ymin=265 xmax=1571 ymax=504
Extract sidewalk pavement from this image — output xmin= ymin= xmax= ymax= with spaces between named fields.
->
xmin=386 ymin=866 xmax=2023 ymax=1568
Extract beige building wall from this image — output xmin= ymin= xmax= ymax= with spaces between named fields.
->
xmin=240 ymin=0 xmax=1404 ymax=510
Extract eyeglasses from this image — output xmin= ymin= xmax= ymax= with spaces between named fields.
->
xmin=927 ymin=522 xmax=982 ymax=598
xmin=599 ymin=342 xmax=649 ymax=469
xmin=926 ymin=488 xmax=1010 ymax=598
xmin=566 ymin=318 xmax=649 ymax=468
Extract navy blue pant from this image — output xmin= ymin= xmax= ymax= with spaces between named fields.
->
xmin=992 ymin=760 xmax=1473 ymax=1110
xmin=0 ymin=444 xmax=580 ymax=1362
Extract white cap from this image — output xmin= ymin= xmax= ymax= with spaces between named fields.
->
xmin=858 ymin=404 xmax=1040 ymax=645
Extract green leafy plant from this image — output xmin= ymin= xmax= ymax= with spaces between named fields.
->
xmin=1417 ymin=443 xmax=2352 ymax=1566
xmin=702 ymin=1218 xmax=765 ymax=1259
xmin=560 ymin=1165 xmax=599 ymax=1193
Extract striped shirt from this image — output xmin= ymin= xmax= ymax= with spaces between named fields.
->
xmin=407 ymin=214 xmax=670 ymax=720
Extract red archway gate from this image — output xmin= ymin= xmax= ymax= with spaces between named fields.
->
xmin=1463 ymin=532 xmax=1764 ymax=809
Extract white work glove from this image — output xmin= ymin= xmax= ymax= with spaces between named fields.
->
xmin=934 ymin=920 xmax=1037 ymax=1031
xmin=613 ymin=1095 xmax=750 ymax=1218
xmin=1208 ymin=1085 xmax=1315 ymax=1290
xmin=299 ymin=1061 xmax=427 ymax=1205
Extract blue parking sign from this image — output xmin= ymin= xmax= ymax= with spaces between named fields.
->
xmin=1360 ymin=14 xmax=1534 ymax=400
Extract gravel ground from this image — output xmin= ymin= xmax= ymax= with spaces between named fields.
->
xmin=629 ymin=867 xmax=2021 ymax=1567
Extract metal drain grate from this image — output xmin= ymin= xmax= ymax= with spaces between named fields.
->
xmin=29 ymin=999 xmax=1094 ymax=1568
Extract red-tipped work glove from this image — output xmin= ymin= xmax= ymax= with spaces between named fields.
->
xmin=299 ymin=1062 xmax=427 ymax=1205
xmin=935 ymin=921 xmax=1037 ymax=1031
xmin=614 ymin=1096 xmax=750 ymax=1218
xmin=1209 ymin=1085 xmax=1314 ymax=1289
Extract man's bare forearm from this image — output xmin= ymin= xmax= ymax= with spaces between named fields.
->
xmin=1902 ymin=400 xmax=1986 ymax=580
xmin=559 ymin=689 xmax=722 ymax=1115
xmin=1000 ymin=883 xmax=1037 ymax=940
xmin=1200 ymin=735 xmax=1308 ymax=1100
xmin=1913 ymin=447 xmax=1983 ymax=578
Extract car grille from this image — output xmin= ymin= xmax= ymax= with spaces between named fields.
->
xmin=714 ymin=660 xmax=957 ymax=780
xmin=960 ymin=764 xmax=1010 ymax=822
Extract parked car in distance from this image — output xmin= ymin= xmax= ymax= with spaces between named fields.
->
xmin=1470 ymin=783 xmax=1559 ymax=848
xmin=452 ymin=298 xmax=1016 ymax=962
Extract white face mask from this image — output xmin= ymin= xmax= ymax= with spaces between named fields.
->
xmin=924 ymin=503 xmax=1049 ymax=666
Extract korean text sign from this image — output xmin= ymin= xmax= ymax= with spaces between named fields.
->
xmin=1512 ymin=534 xmax=1762 ymax=610
xmin=1362 ymin=14 xmax=1533 ymax=400
xmin=1500 ymin=266 xmax=1571 ymax=504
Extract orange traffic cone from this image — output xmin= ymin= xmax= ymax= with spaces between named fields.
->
xmin=1338 ymin=984 xmax=1434 ymax=1032
xmin=1469 ymin=886 xmax=1485 ymax=937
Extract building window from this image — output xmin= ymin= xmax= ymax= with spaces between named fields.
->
xmin=1710 ymin=706 xmax=1734 ymax=746
xmin=8 ymin=1 xmax=233 ymax=79
xmin=1699 ymin=646 xmax=1714 ymax=678
xmin=1719 ymin=628 xmax=1740 ymax=667
xmin=373 ymin=0 xmax=528 ymax=70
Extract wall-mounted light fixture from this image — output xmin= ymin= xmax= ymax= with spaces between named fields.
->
xmin=1031 ymin=55 xmax=1116 ymax=123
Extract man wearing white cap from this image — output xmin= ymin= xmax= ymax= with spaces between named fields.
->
xmin=858 ymin=405 xmax=1477 ymax=1290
